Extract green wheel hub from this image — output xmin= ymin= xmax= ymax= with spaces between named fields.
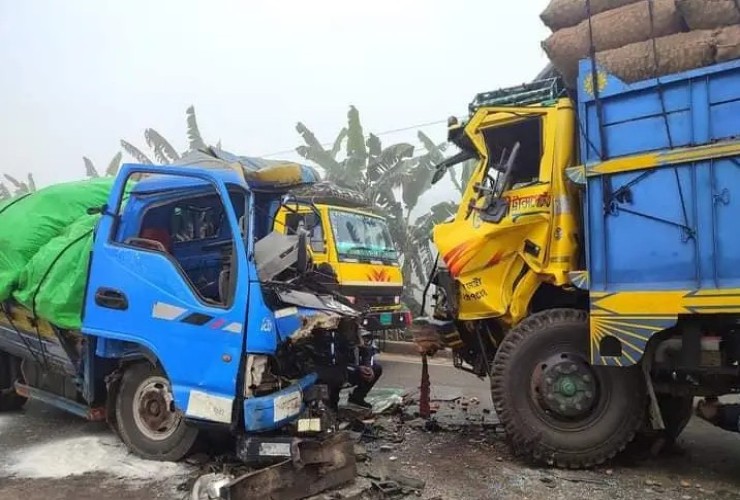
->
xmin=534 ymin=352 xmax=598 ymax=420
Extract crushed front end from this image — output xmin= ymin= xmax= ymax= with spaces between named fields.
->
xmin=238 ymin=229 xmax=365 ymax=446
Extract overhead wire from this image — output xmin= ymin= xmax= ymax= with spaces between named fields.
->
xmin=258 ymin=117 xmax=460 ymax=159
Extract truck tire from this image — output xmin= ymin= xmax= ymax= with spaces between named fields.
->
xmin=115 ymin=362 xmax=198 ymax=461
xmin=0 ymin=352 xmax=27 ymax=411
xmin=491 ymin=309 xmax=646 ymax=468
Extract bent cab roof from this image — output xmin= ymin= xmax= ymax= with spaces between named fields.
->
xmin=130 ymin=155 xmax=320 ymax=196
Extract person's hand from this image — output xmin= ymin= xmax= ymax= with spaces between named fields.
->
xmin=358 ymin=366 xmax=374 ymax=382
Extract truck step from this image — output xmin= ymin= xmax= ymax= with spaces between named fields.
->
xmin=14 ymin=383 xmax=105 ymax=421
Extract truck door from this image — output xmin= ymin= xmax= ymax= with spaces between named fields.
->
xmin=82 ymin=166 xmax=250 ymax=425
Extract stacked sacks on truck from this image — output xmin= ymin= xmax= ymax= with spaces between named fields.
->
xmin=540 ymin=0 xmax=644 ymax=31
xmin=540 ymin=0 xmax=740 ymax=85
xmin=543 ymin=0 xmax=683 ymax=84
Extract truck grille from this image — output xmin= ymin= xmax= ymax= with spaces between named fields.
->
xmin=356 ymin=295 xmax=396 ymax=309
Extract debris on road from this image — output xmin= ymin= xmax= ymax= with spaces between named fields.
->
xmin=190 ymin=473 xmax=234 ymax=500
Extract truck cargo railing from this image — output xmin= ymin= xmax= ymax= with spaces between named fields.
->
xmin=469 ymin=78 xmax=565 ymax=113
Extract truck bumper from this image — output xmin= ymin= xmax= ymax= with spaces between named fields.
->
xmin=360 ymin=309 xmax=411 ymax=331
xmin=243 ymin=373 xmax=317 ymax=432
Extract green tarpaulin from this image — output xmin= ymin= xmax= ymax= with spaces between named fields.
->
xmin=0 ymin=177 xmax=115 ymax=329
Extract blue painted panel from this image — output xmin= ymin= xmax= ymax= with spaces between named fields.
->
xmin=245 ymin=281 xmax=278 ymax=354
xmin=587 ymin=157 xmax=740 ymax=292
xmin=579 ymin=60 xmax=740 ymax=293
xmin=243 ymin=374 xmax=317 ymax=432
xmin=713 ymin=158 xmax=740 ymax=289
xmin=597 ymin=167 xmax=696 ymax=291
xmin=578 ymin=59 xmax=740 ymax=166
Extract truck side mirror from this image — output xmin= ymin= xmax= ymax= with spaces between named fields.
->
xmin=296 ymin=230 xmax=310 ymax=274
xmin=431 ymin=167 xmax=447 ymax=185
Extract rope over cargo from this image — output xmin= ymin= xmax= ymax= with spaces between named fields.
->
xmin=543 ymin=0 xmax=684 ymax=85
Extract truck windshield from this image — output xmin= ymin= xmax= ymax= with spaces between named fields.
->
xmin=329 ymin=209 xmax=398 ymax=263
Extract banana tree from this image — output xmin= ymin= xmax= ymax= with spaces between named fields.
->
xmin=83 ymin=152 xmax=123 ymax=178
xmin=120 ymin=106 xmax=208 ymax=165
xmin=296 ymin=106 xmax=416 ymax=212
xmin=295 ymin=107 xmax=457 ymax=312
xmin=0 ymin=173 xmax=37 ymax=201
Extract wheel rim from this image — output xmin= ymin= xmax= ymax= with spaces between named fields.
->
xmin=132 ymin=376 xmax=182 ymax=441
xmin=530 ymin=351 xmax=609 ymax=430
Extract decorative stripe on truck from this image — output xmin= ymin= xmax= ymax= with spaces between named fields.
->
xmin=151 ymin=302 xmax=243 ymax=333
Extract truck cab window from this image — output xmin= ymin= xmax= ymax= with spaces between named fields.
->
xmin=285 ymin=212 xmax=326 ymax=253
xmin=116 ymin=176 xmax=239 ymax=307
xmin=483 ymin=117 xmax=543 ymax=189
xmin=171 ymin=205 xmax=222 ymax=242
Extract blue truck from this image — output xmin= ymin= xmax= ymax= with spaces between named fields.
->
xmin=418 ymin=57 xmax=740 ymax=467
xmin=0 ymin=163 xmax=362 ymax=465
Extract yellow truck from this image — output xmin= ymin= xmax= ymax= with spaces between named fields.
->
xmin=274 ymin=182 xmax=410 ymax=333
xmin=415 ymin=58 xmax=740 ymax=468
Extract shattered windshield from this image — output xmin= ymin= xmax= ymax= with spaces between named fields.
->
xmin=329 ymin=209 xmax=398 ymax=262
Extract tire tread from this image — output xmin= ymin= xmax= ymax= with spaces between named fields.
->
xmin=491 ymin=308 xmax=645 ymax=468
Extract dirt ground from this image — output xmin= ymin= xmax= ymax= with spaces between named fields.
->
xmin=362 ymin=420 xmax=740 ymax=500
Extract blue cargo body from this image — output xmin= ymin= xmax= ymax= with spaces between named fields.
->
xmin=577 ymin=59 xmax=740 ymax=294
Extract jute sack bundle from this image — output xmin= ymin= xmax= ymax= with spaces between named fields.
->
xmin=541 ymin=0 xmax=643 ymax=30
xmin=676 ymin=0 xmax=740 ymax=29
xmin=544 ymin=0 xmax=684 ymax=84
xmin=595 ymin=30 xmax=716 ymax=83
xmin=716 ymin=24 xmax=740 ymax=62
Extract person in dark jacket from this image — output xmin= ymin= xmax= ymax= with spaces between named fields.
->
xmin=326 ymin=330 xmax=383 ymax=410
xmin=345 ymin=333 xmax=383 ymax=409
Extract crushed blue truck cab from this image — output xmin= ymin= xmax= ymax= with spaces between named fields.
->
xmin=0 ymin=161 xmax=365 ymax=462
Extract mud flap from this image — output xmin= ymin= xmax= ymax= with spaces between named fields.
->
xmin=223 ymin=431 xmax=356 ymax=500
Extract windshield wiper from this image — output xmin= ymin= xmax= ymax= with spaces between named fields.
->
xmin=345 ymin=246 xmax=378 ymax=253
xmin=344 ymin=246 xmax=397 ymax=257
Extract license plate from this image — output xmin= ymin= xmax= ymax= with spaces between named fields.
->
xmin=380 ymin=313 xmax=392 ymax=326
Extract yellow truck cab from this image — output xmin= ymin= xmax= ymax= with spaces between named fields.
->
xmin=274 ymin=183 xmax=409 ymax=332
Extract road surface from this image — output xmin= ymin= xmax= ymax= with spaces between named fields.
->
xmin=0 ymin=354 xmax=739 ymax=499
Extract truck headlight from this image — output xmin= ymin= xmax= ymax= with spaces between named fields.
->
xmin=394 ymin=296 xmax=401 ymax=304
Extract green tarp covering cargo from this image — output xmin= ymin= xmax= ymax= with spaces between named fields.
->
xmin=0 ymin=178 xmax=115 ymax=330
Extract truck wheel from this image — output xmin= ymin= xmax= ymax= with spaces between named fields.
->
xmin=491 ymin=309 xmax=646 ymax=468
xmin=0 ymin=352 xmax=27 ymax=411
xmin=115 ymin=362 xmax=198 ymax=461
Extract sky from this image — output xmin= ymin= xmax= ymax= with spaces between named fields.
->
xmin=0 ymin=0 xmax=550 ymax=208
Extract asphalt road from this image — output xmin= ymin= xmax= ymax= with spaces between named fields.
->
xmin=1 ymin=354 xmax=740 ymax=500
xmin=0 ymin=353 xmax=484 ymax=500
xmin=378 ymin=352 xmax=492 ymax=405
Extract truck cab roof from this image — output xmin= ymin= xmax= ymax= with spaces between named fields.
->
xmin=131 ymin=167 xmax=244 ymax=195
xmin=129 ymin=157 xmax=320 ymax=195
